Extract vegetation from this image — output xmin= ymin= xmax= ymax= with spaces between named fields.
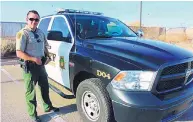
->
xmin=1 ymin=37 xmax=16 ymax=57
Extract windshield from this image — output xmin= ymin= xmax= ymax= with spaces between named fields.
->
xmin=69 ymin=15 xmax=137 ymax=39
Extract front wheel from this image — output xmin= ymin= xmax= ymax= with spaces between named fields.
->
xmin=76 ymin=78 xmax=114 ymax=122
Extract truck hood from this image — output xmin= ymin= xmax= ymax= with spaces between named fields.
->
xmin=83 ymin=37 xmax=193 ymax=70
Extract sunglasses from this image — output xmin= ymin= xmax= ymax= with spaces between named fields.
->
xmin=29 ymin=18 xmax=39 ymax=22
xmin=34 ymin=33 xmax=39 ymax=39
xmin=33 ymin=33 xmax=41 ymax=43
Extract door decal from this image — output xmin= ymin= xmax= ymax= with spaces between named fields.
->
xmin=49 ymin=53 xmax=56 ymax=61
xmin=60 ymin=56 xmax=65 ymax=69
xmin=48 ymin=53 xmax=56 ymax=66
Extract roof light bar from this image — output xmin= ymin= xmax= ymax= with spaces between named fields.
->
xmin=56 ymin=8 xmax=103 ymax=15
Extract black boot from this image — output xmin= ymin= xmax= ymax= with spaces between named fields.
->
xmin=45 ymin=106 xmax=59 ymax=112
xmin=31 ymin=116 xmax=41 ymax=122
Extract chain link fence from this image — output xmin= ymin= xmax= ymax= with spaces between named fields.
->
xmin=0 ymin=22 xmax=26 ymax=56
xmin=0 ymin=22 xmax=26 ymax=39
xmin=130 ymin=26 xmax=193 ymax=43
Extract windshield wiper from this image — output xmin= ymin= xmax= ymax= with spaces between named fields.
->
xmin=85 ymin=35 xmax=112 ymax=39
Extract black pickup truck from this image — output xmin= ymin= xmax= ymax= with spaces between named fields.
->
xmin=38 ymin=9 xmax=193 ymax=122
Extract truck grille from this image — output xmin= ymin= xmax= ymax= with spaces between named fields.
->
xmin=191 ymin=61 xmax=193 ymax=69
xmin=156 ymin=61 xmax=193 ymax=93
xmin=156 ymin=77 xmax=185 ymax=92
xmin=187 ymin=73 xmax=193 ymax=84
xmin=161 ymin=63 xmax=188 ymax=76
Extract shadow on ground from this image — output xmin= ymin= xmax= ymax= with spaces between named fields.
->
xmin=40 ymin=104 xmax=77 ymax=122
xmin=0 ymin=79 xmax=23 ymax=83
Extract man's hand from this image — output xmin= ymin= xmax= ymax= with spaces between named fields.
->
xmin=33 ymin=57 xmax=42 ymax=65
xmin=16 ymin=51 xmax=43 ymax=65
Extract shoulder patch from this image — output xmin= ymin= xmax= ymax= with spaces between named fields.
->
xmin=16 ymin=31 xmax=23 ymax=40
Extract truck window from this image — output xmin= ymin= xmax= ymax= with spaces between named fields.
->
xmin=69 ymin=15 xmax=137 ymax=39
xmin=51 ymin=17 xmax=71 ymax=39
xmin=38 ymin=17 xmax=51 ymax=37
xmin=107 ymin=22 xmax=123 ymax=36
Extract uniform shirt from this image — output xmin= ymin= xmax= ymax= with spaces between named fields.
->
xmin=16 ymin=25 xmax=49 ymax=58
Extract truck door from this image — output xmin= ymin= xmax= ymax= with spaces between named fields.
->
xmin=40 ymin=15 xmax=74 ymax=88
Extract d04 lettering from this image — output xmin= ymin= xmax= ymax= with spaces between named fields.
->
xmin=97 ymin=70 xmax=111 ymax=79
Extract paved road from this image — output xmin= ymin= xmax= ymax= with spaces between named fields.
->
xmin=1 ymin=59 xmax=193 ymax=122
xmin=1 ymin=59 xmax=83 ymax=122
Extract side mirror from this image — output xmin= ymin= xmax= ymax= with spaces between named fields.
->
xmin=47 ymin=31 xmax=63 ymax=41
xmin=136 ymin=29 xmax=144 ymax=37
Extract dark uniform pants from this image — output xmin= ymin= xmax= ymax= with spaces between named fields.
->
xmin=23 ymin=63 xmax=52 ymax=117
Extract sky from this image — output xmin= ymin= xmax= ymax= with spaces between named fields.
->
xmin=1 ymin=1 xmax=193 ymax=28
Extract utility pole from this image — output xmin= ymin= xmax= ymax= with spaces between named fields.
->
xmin=140 ymin=1 xmax=142 ymax=30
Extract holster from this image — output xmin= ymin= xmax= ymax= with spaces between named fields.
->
xmin=41 ymin=56 xmax=47 ymax=65
xmin=18 ymin=58 xmax=48 ymax=81
xmin=18 ymin=59 xmax=29 ymax=73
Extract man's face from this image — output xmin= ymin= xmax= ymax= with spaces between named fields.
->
xmin=26 ymin=12 xmax=40 ymax=30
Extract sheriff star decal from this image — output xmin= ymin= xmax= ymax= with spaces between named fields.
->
xmin=59 ymin=56 xmax=65 ymax=69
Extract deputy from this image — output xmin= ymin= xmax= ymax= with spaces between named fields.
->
xmin=16 ymin=10 xmax=59 ymax=122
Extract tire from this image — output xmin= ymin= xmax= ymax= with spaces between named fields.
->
xmin=76 ymin=78 xmax=114 ymax=122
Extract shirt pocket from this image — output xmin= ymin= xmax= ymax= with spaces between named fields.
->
xmin=27 ymin=38 xmax=38 ymax=50
xmin=38 ymin=35 xmax=45 ymax=49
xmin=37 ymin=41 xmax=45 ymax=53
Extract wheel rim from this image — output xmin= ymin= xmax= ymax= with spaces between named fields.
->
xmin=81 ymin=91 xmax=100 ymax=121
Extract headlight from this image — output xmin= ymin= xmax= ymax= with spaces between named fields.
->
xmin=111 ymin=71 xmax=156 ymax=91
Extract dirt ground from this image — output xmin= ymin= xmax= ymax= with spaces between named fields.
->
xmin=174 ymin=41 xmax=193 ymax=52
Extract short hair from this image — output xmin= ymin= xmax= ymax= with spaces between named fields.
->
xmin=27 ymin=10 xmax=40 ymax=17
